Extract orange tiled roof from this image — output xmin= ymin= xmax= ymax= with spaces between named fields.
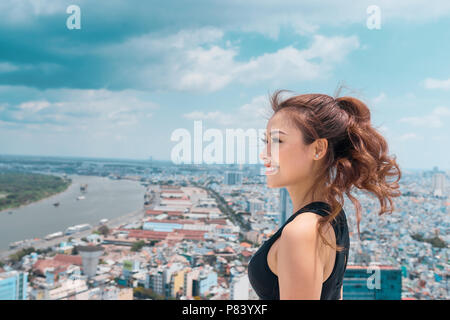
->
xmin=53 ymin=254 xmax=82 ymax=266
xmin=145 ymin=219 xmax=196 ymax=224
xmin=32 ymin=258 xmax=75 ymax=275
xmin=241 ymin=250 xmax=253 ymax=257
xmin=240 ymin=242 xmax=252 ymax=248
xmin=146 ymin=210 xmax=184 ymax=215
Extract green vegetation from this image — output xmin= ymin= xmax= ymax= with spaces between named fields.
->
xmin=71 ymin=246 xmax=79 ymax=255
xmin=36 ymin=247 xmax=52 ymax=255
xmin=411 ymin=233 xmax=447 ymax=248
xmin=133 ymin=287 xmax=175 ymax=300
xmin=97 ymin=225 xmax=110 ymax=236
xmin=147 ymin=240 xmax=158 ymax=246
xmin=0 ymin=172 xmax=72 ymax=211
xmin=8 ymin=247 xmax=36 ymax=263
xmin=131 ymin=240 xmax=146 ymax=252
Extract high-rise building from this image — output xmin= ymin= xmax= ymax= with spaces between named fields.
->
xmin=146 ymin=269 xmax=165 ymax=296
xmin=279 ymin=188 xmax=293 ymax=227
xmin=343 ymin=265 xmax=402 ymax=300
xmin=183 ymin=267 xmax=201 ymax=298
xmin=230 ymin=274 xmax=249 ymax=300
xmin=0 ymin=270 xmax=28 ymax=300
xmin=190 ymin=265 xmax=217 ymax=298
xmin=432 ymin=172 xmax=446 ymax=197
xmin=224 ymin=171 xmax=243 ymax=185
xmin=248 ymin=199 xmax=264 ymax=217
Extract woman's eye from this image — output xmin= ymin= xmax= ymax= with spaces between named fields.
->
xmin=271 ymin=138 xmax=281 ymax=143
xmin=260 ymin=137 xmax=281 ymax=144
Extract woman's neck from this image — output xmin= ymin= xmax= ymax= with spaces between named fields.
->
xmin=286 ymin=183 xmax=327 ymax=213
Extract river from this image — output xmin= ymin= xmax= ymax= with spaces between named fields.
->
xmin=0 ymin=174 xmax=146 ymax=252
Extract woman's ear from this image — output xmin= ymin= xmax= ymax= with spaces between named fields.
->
xmin=313 ymin=138 xmax=328 ymax=159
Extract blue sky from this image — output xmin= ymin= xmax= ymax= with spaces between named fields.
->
xmin=0 ymin=0 xmax=449 ymax=170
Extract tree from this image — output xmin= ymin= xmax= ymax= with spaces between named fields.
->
xmin=131 ymin=240 xmax=146 ymax=252
xmin=8 ymin=247 xmax=35 ymax=263
xmin=133 ymin=287 xmax=165 ymax=300
xmin=97 ymin=225 xmax=110 ymax=236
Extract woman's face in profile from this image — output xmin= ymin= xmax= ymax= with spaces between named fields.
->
xmin=261 ymin=111 xmax=316 ymax=189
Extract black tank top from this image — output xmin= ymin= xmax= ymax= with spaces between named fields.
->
xmin=247 ymin=201 xmax=350 ymax=300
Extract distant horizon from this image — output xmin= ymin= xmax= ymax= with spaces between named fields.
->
xmin=0 ymin=152 xmax=447 ymax=172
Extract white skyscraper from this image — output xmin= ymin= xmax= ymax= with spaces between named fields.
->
xmin=230 ymin=274 xmax=249 ymax=300
xmin=432 ymin=172 xmax=446 ymax=197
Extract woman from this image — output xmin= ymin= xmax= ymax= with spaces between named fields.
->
xmin=247 ymin=89 xmax=402 ymax=300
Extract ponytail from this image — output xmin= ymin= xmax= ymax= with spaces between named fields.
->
xmin=331 ymin=96 xmax=402 ymax=240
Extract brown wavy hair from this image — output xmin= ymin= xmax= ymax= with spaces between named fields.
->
xmin=269 ymin=88 xmax=402 ymax=252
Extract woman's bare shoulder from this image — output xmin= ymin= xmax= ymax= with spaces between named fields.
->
xmin=281 ymin=212 xmax=322 ymax=239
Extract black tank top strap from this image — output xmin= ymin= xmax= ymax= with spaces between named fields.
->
xmin=283 ymin=201 xmax=332 ymax=226
xmin=269 ymin=201 xmax=336 ymax=243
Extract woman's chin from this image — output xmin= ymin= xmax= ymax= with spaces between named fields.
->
xmin=266 ymin=176 xmax=283 ymax=188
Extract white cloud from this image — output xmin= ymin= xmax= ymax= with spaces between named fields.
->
xmin=112 ymin=28 xmax=360 ymax=92
xmin=397 ymin=133 xmax=423 ymax=141
xmin=1 ymin=89 xmax=159 ymax=131
xmin=183 ymin=110 xmax=237 ymax=126
xmin=0 ymin=0 xmax=65 ymax=25
xmin=399 ymin=106 xmax=450 ymax=128
xmin=372 ymin=92 xmax=386 ymax=105
xmin=235 ymin=35 xmax=359 ymax=87
xmin=183 ymin=95 xmax=271 ymax=128
xmin=0 ymin=62 xmax=19 ymax=73
xmin=424 ymin=78 xmax=450 ymax=90
xmin=18 ymin=100 xmax=51 ymax=112
xmin=3 ymin=0 xmax=450 ymax=33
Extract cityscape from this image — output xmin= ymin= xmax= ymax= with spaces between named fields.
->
xmin=0 ymin=154 xmax=447 ymax=300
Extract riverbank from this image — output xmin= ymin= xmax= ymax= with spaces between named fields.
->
xmin=0 ymin=207 xmax=144 ymax=261
xmin=0 ymin=173 xmax=72 ymax=213
xmin=0 ymin=174 xmax=146 ymax=252
xmin=0 ymin=180 xmax=72 ymax=214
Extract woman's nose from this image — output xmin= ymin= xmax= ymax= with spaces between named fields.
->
xmin=259 ymin=150 xmax=265 ymax=161
xmin=260 ymin=150 xmax=271 ymax=166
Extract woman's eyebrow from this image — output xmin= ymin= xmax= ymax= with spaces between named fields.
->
xmin=270 ymin=129 xmax=287 ymax=135
xmin=264 ymin=129 xmax=287 ymax=136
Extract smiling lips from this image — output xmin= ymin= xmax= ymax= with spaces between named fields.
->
xmin=264 ymin=161 xmax=279 ymax=175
